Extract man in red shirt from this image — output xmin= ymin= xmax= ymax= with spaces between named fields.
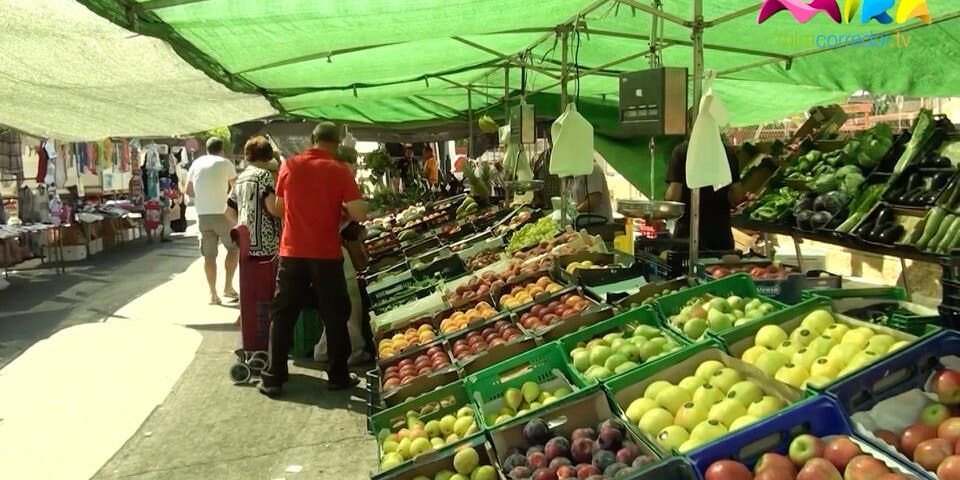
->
xmin=260 ymin=122 xmax=367 ymax=395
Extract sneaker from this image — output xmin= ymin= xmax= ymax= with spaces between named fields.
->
xmin=328 ymin=375 xmax=360 ymax=391
xmin=348 ymin=351 xmax=373 ymax=366
xmin=257 ymin=381 xmax=282 ymax=398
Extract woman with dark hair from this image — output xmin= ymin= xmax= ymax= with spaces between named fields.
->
xmin=225 ymin=136 xmax=281 ymax=257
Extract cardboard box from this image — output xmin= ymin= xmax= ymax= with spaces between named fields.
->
xmin=62 ymin=245 xmax=87 ymax=262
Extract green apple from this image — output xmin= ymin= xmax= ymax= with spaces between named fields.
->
xmin=707 ymin=311 xmax=734 ymax=332
xmin=637 ymin=340 xmax=664 ymax=361
xmin=709 ymin=368 xmax=744 ymax=394
xmin=841 ymin=327 xmax=875 ymax=349
xmin=617 ymin=343 xmax=641 ymax=362
xmin=382 ymin=439 xmax=399 ymax=454
xmin=678 ymin=375 xmax=705 ymax=394
xmin=889 ymin=340 xmax=911 ymax=352
xmin=614 ymin=360 xmax=639 ymax=375
xmin=571 ymin=351 xmax=591 ymax=372
xmin=674 ymin=401 xmax=710 ymax=431
xmin=683 ymin=318 xmax=709 ymax=339
xmin=655 ymin=385 xmax=692 ymax=414
xmin=822 ymin=323 xmax=850 ymax=341
xmin=742 ymin=345 xmax=769 ymax=365
xmin=754 ymin=350 xmax=790 ymax=378
xmin=826 ymin=343 xmax=859 ymax=366
xmin=693 ymin=383 xmax=726 ymax=406
xmin=657 ymin=425 xmax=690 ymax=450
xmin=728 ymin=415 xmax=759 ymax=431
xmin=866 ymin=334 xmax=897 ymax=354
xmin=696 ymin=360 xmax=726 ymax=380
xmin=689 ymin=419 xmax=728 ymax=445
xmin=586 ymin=339 xmax=606 ymax=349
xmin=709 ymin=297 xmax=730 ymax=313
xmin=800 ymin=309 xmax=835 ymax=334
xmin=732 ymin=309 xmax=745 ymax=319
xmin=604 ymin=353 xmax=628 ymax=372
xmin=846 ymin=350 xmax=880 ymax=371
xmin=807 ymin=335 xmax=838 ymax=358
xmin=744 ymin=309 xmax=765 ymax=320
xmin=396 ymin=437 xmax=413 ymax=458
xmin=610 ymin=338 xmax=627 ymax=351
xmin=727 ymin=295 xmax=744 ymax=310
xmin=638 ymin=407 xmax=674 ymax=435
xmin=755 ymin=325 xmax=788 ymax=349
xmin=804 ymin=375 xmax=832 ymax=388
xmin=745 ymin=298 xmax=763 ymax=312
xmin=759 ymin=303 xmax=775 ymax=314
xmin=588 ymin=345 xmax=614 ymax=366
xmin=774 ymin=363 xmax=809 ymax=389
xmin=775 ymin=340 xmax=801 ymax=359
xmin=625 ymin=397 xmax=658 ymax=423
xmin=809 ymin=357 xmax=841 ymax=379
xmin=424 ymin=420 xmax=442 ymax=438
xmin=587 ymin=366 xmax=613 ymax=381
xmin=678 ymin=439 xmax=699 ymax=453
xmin=788 ymin=328 xmax=816 ymax=347
xmin=791 ymin=348 xmax=818 ymax=371
xmin=435 ymin=470 xmax=457 ymax=480
xmin=644 ymin=380 xmax=673 ymax=400
xmin=708 ymin=398 xmax=747 ymax=427
xmin=380 ymin=452 xmax=405 ymax=469
xmin=747 ymin=395 xmax=785 ymax=418
xmin=726 ymin=381 xmax=764 ymax=406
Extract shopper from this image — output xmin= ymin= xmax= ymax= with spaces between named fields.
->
xmin=313 ymin=145 xmax=373 ymax=366
xmin=260 ymin=122 xmax=366 ymax=396
xmin=423 ymin=145 xmax=439 ymax=188
xmin=186 ymin=137 xmax=239 ymax=305
xmin=225 ymin=136 xmax=281 ymax=256
xmin=665 ymin=139 xmax=744 ymax=251
xmin=573 ymin=160 xmax=614 ymax=223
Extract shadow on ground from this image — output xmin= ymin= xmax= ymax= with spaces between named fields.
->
xmin=0 ymin=237 xmax=199 ymax=368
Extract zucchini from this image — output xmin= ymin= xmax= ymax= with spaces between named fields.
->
xmin=926 ymin=214 xmax=957 ymax=251
xmin=937 ymin=220 xmax=960 ymax=253
xmin=917 ymin=207 xmax=948 ymax=249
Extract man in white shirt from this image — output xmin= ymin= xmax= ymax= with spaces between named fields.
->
xmin=186 ymin=137 xmax=239 ymax=304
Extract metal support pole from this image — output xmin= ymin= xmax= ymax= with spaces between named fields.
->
xmin=559 ymin=29 xmax=570 ymax=229
xmin=467 ymin=90 xmax=474 ymax=158
xmin=503 ymin=65 xmax=510 ymax=123
xmin=688 ymin=0 xmax=704 ymax=278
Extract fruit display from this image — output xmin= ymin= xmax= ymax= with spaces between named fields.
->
xmin=449 ymin=319 xmax=524 ymax=362
xmin=465 ymin=249 xmax=501 ymax=271
xmin=494 ymin=210 xmax=533 ymax=236
xmin=499 ymin=276 xmax=565 ymax=310
xmin=629 ymin=285 xmax=689 ymax=308
xmin=564 ymin=260 xmax=606 ymax=275
xmin=736 ymin=308 xmax=912 ymax=389
xmin=381 ymin=346 xmax=454 ymax=392
xmin=399 ymin=229 xmax=418 ymax=242
xmin=485 ymin=382 xmax=573 ymax=426
xmin=438 ymin=301 xmax=499 ymax=334
xmin=377 ymin=323 xmax=439 ymax=360
xmin=497 ymin=417 xmax=656 ymax=479
xmin=447 ymin=257 xmax=555 ymax=306
xmin=456 ymin=196 xmax=480 ymax=219
xmin=506 ymin=217 xmax=560 ymax=253
xmin=702 ymin=433 xmax=917 ymax=480
xmin=376 ymin=405 xmax=481 ymax=471
xmin=566 ymin=323 xmax=682 ymax=383
xmin=516 ymin=292 xmax=593 ymax=330
xmin=623 ymin=359 xmax=788 ymax=452
xmin=665 ymin=294 xmax=778 ymax=340
xmin=869 ymin=396 xmax=960 ymax=478
xmin=903 ymin=200 xmax=960 ymax=254
xmin=704 ymin=261 xmax=794 ymax=280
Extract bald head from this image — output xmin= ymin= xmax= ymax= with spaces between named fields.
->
xmin=311 ymin=122 xmax=341 ymax=153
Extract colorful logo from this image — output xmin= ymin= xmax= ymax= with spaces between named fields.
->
xmin=758 ymin=0 xmax=931 ymax=24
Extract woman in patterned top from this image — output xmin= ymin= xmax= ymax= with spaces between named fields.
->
xmin=225 ymin=136 xmax=281 ymax=257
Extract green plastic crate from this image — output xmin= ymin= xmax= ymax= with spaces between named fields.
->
xmin=799 ymin=286 xmax=907 ymax=302
xmin=801 ymin=287 xmax=939 ymax=336
xmin=713 ymin=296 xmax=929 ymax=394
xmin=603 ymin=342 xmax=803 ymax=457
xmin=555 ymin=305 xmax=692 ymax=387
xmin=463 ymin=342 xmax=580 ymax=430
xmin=652 ymin=273 xmax=789 ymax=343
xmin=370 ymin=433 xmax=497 ymax=480
xmin=369 ymin=381 xmax=484 ymax=477
xmin=292 ymin=308 xmax=321 ymax=358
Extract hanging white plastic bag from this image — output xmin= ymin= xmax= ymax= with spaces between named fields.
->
xmin=549 ymin=103 xmax=594 ymax=178
xmin=686 ymin=76 xmax=731 ymax=190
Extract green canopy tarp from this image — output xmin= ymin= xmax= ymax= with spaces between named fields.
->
xmin=79 ymin=0 xmax=960 ymax=128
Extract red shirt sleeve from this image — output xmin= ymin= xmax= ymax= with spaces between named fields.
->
xmin=339 ymin=164 xmax=361 ymax=202
xmin=276 ymin=161 xmax=290 ymax=198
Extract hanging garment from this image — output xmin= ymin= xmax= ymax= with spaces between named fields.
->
xmin=146 ymin=168 xmax=159 ymax=200
xmin=0 ymin=131 xmax=23 ymax=179
xmin=120 ymin=139 xmax=131 ymax=172
xmin=18 ymin=185 xmax=36 ymax=223
xmin=100 ymin=139 xmax=114 ymax=169
xmin=35 ymin=185 xmax=49 ymax=223
xmin=75 ymin=143 xmax=84 ymax=173
xmin=549 ymin=103 xmax=594 ymax=178
xmin=55 ymin=142 xmax=68 ymax=188
xmin=144 ymin=143 xmax=161 ymax=171
xmin=49 ymin=194 xmax=62 ymax=226
xmin=85 ymin=142 xmax=98 ymax=174
xmin=686 ymin=81 xmax=732 ymax=190
xmin=36 ymin=142 xmax=49 ymax=183
xmin=42 ymin=139 xmax=57 ymax=185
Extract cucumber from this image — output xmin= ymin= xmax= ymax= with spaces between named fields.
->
xmin=926 ymin=214 xmax=957 ymax=252
xmin=936 ymin=219 xmax=960 ymax=253
xmin=917 ymin=207 xmax=948 ymax=249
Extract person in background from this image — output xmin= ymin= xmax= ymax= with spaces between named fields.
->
xmin=313 ymin=144 xmax=373 ymax=366
xmin=397 ymin=145 xmax=415 ymax=190
xmin=572 ymin=160 xmax=614 ymax=223
xmin=224 ymin=136 xmax=281 ymax=257
xmin=260 ymin=122 xmax=366 ymax=396
xmin=186 ymin=137 xmax=239 ymax=305
xmin=665 ymin=139 xmax=744 ymax=251
xmin=422 ymin=145 xmax=439 ymax=188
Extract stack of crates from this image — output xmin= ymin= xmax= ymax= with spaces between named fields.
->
xmin=940 ymin=251 xmax=960 ymax=329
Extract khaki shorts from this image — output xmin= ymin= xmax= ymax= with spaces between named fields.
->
xmin=198 ymin=214 xmax=238 ymax=257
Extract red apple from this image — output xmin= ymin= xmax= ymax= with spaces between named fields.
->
xmin=542 ymin=313 xmax=558 ymax=325
xmin=417 ymin=366 xmax=433 ymax=375
xmin=901 ymin=424 xmax=937 ymax=458
xmin=797 ymin=457 xmax=841 ymax=480
xmin=401 ymin=376 xmax=414 ymax=384
xmin=844 ymin=455 xmax=890 ymax=480
xmin=938 ymin=455 xmax=960 ymax=480
xmin=941 ymin=418 xmax=960 ymax=444
xmin=914 ymin=438 xmax=953 ymax=471
xmin=398 ymin=358 xmax=413 ymax=368
xmin=823 ymin=435 xmax=863 ymax=472
xmin=873 ymin=429 xmax=900 ymax=452
xmin=789 ymin=434 xmax=825 ymax=468
xmin=936 ymin=369 xmax=960 ymax=405
xmin=489 ymin=338 xmax=505 ymax=347
xmin=561 ymin=309 xmax=577 ymax=318
xmin=754 ymin=470 xmax=794 ymax=480
xmin=874 ymin=474 xmax=914 ymax=480
xmin=705 ymin=460 xmax=752 ymax=480
xmin=754 ymin=452 xmax=796 ymax=477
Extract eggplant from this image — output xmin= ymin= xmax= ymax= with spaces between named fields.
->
xmin=796 ymin=210 xmax=815 ymax=230
xmin=906 ymin=172 xmax=923 ymax=192
xmin=875 ymin=207 xmax=895 ymax=226
xmin=810 ymin=211 xmax=833 ymax=230
xmin=885 ymin=186 xmax=904 ymax=201
xmin=854 ymin=219 xmax=876 ymax=238
xmin=877 ymin=224 xmax=905 ymax=244
xmin=918 ymin=192 xmax=939 ymax=204
xmin=932 ymin=172 xmax=953 ymax=190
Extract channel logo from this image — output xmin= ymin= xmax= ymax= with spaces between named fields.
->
xmin=758 ymin=0 xmax=931 ymax=24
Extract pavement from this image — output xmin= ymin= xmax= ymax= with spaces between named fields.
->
xmin=0 ymin=212 xmax=377 ymax=480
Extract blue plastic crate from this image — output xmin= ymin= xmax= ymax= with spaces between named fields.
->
xmin=686 ymin=396 xmax=929 ymax=480
xmin=826 ymin=329 xmax=957 ymax=415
